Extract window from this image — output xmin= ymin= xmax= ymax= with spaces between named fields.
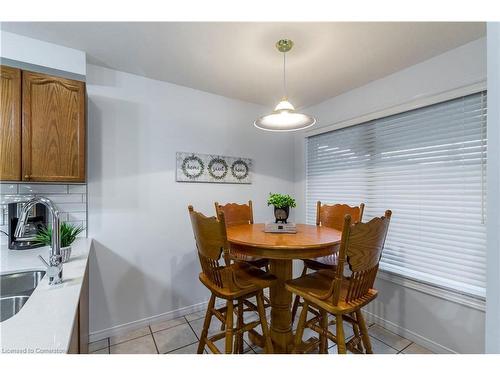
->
xmin=306 ymin=91 xmax=487 ymax=297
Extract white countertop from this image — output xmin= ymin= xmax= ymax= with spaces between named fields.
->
xmin=0 ymin=238 xmax=92 ymax=354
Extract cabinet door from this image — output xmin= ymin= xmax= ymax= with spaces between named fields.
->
xmin=22 ymin=71 xmax=85 ymax=182
xmin=0 ymin=66 xmax=22 ymax=181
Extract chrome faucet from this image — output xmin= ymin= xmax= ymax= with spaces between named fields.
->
xmin=14 ymin=196 xmax=63 ymax=285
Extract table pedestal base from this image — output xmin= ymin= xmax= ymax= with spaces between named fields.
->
xmin=269 ymin=259 xmax=293 ymax=353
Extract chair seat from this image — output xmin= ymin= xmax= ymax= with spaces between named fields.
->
xmin=230 ymin=251 xmax=269 ymax=269
xmin=302 ymin=243 xmax=340 ymax=270
xmin=303 ymin=254 xmax=338 ymax=271
xmin=200 ymin=263 xmax=276 ymax=299
xmin=285 ymin=270 xmax=377 ymax=314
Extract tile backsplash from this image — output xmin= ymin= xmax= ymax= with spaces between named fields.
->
xmin=0 ymin=183 xmax=88 ymax=246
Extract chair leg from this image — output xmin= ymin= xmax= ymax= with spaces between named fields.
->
xmin=291 ymin=295 xmax=301 ymax=327
xmin=219 ymin=305 xmax=226 ymax=332
xmin=198 ymin=294 xmax=216 ymax=354
xmin=291 ymin=265 xmax=308 ymax=325
xmin=236 ymin=299 xmax=244 ymax=353
xmin=319 ymin=310 xmax=328 ymax=354
xmin=293 ymin=300 xmax=309 ymax=353
xmin=335 ymin=314 xmax=347 ymax=354
xmin=224 ymin=300 xmax=234 ymax=354
xmin=350 ymin=312 xmax=364 ymax=353
xmin=220 ymin=306 xmax=226 ymax=331
xmin=356 ymin=310 xmax=373 ymax=354
xmin=256 ymin=291 xmax=274 ymax=354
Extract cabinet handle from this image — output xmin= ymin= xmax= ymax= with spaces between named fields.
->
xmin=24 ymin=175 xmax=31 ymax=180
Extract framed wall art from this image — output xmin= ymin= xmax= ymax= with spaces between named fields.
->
xmin=176 ymin=152 xmax=252 ymax=184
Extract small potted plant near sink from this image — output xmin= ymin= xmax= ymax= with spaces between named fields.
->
xmin=267 ymin=193 xmax=297 ymax=224
xmin=35 ymin=222 xmax=84 ymax=263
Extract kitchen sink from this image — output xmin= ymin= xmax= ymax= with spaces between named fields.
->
xmin=0 ymin=270 xmax=46 ymax=322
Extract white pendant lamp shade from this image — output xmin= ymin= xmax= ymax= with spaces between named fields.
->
xmin=254 ymin=99 xmax=316 ymax=131
xmin=254 ymin=39 xmax=316 ymax=132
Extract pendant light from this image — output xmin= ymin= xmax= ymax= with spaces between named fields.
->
xmin=254 ymin=39 xmax=316 ymax=132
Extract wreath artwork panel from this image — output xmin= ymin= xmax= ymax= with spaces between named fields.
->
xmin=176 ymin=152 xmax=252 ymax=184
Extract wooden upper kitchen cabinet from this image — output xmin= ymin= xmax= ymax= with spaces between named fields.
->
xmin=0 ymin=66 xmax=22 ymax=181
xmin=22 ymin=71 xmax=86 ymax=182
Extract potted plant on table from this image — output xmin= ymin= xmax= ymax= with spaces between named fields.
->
xmin=267 ymin=193 xmax=296 ymax=224
xmin=35 ymin=222 xmax=85 ymax=263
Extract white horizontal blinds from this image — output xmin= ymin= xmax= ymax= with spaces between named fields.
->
xmin=306 ymin=91 xmax=487 ymax=297
xmin=306 ymin=120 xmax=371 ymax=223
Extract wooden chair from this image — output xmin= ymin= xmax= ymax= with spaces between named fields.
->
xmin=291 ymin=201 xmax=364 ymax=324
xmin=215 ymin=201 xmax=269 ymax=271
xmin=188 ymin=205 xmax=275 ymax=354
xmin=285 ymin=210 xmax=392 ymax=354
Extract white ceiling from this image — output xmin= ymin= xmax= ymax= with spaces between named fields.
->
xmin=1 ymin=22 xmax=485 ymax=108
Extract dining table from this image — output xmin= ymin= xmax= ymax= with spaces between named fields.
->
xmin=226 ymin=223 xmax=342 ymax=353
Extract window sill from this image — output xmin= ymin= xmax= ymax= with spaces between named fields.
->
xmin=376 ymin=269 xmax=486 ymax=312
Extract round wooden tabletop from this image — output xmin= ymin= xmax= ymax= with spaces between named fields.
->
xmin=226 ymin=223 xmax=342 ymax=260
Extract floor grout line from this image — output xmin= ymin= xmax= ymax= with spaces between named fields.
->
xmin=185 ymin=315 xmax=210 ymax=353
xmin=150 ymin=319 xmax=187 ymax=334
xmin=397 ymin=342 xmax=414 ymax=354
xmin=107 ymin=318 xmax=195 ymax=349
xmin=186 ymin=316 xmax=202 ymax=341
xmin=368 ymin=334 xmax=405 ymax=352
xmin=368 ymin=324 xmax=417 ymax=351
xmin=108 ymin=332 xmax=152 ymax=348
xmin=88 ymin=337 xmax=106 ymax=344
xmin=88 ymin=337 xmax=110 ymax=354
xmin=370 ymin=323 xmax=413 ymax=340
xmin=149 ymin=326 xmax=160 ymax=354
xmin=164 ymin=340 xmax=200 ymax=354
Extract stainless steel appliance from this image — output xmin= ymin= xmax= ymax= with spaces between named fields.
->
xmin=8 ymin=201 xmax=48 ymax=250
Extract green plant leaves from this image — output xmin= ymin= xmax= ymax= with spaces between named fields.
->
xmin=35 ymin=222 xmax=85 ymax=248
xmin=267 ymin=193 xmax=297 ymax=208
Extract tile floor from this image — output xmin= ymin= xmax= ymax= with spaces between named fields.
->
xmin=89 ymin=307 xmax=434 ymax=354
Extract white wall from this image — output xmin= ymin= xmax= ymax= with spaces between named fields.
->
xmin=486 ymin=23 xmax=500 ymax=353
xmin=86 ymin=64 xmax=294 ymax=336
xmin=293 ymin=37 xmax=487 ymax=353
xmin=0 ymin=31 xmax=86 ymax=76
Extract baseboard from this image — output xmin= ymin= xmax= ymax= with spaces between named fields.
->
xmin=89 ymin=301 xmax=210 ymax=343
xmin=362 ymin=309 xmax=457 ymax=354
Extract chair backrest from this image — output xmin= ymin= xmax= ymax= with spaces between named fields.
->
xmin=215 ymin=200 xmax=254 ymax=226
xmin=188 ymin=205 xmax=231 ymax=289
xmin=316 ymin=201 xmax=365 ymax=230
xmin=330 ymin=210 xmax=392 ymax=305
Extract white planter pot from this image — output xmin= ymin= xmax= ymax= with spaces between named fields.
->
xmin=61 ymin=246 xmax=72 ymax=263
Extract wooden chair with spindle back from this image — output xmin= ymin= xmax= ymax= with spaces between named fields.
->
xmin=215 ymin=201 xmax=270 ymax=271
xmin=188 ymin=205 xmax=275 ymax=354
xmin=285 ymin=210 xmax=392 ymax=354
xmin=291 ymin=201 xmax=365 ymax=324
